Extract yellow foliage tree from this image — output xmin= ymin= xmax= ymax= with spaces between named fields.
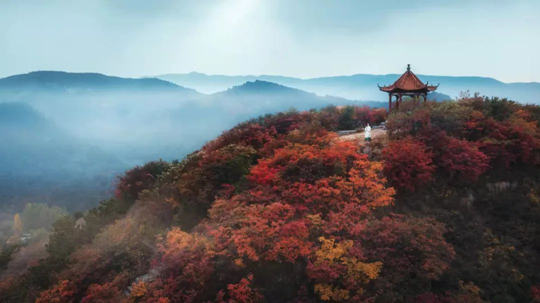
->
xmin=13 ymin=213 xmax=23 ymax=235
xmin=311 ymin=237 xmax=382 ymax=301
xmin=131 ymin=281 xmax=147 ymax=298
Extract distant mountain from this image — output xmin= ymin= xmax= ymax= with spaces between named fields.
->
xmin=157 ymin=72 xmax=540 ymax=104
xmin=162 ymin=81 xmax=385 ymax=153
xmin=0 ymin=102 xmax=127 ymax=212
xmin=207 ymin=80 xmax=385 ymax=113
xmin=0 ymin=71 xmax=205 ymax=162
xmin=0 ymin=71 xmax=198 ymax=94
xmin=157 ymin=72 xmax=298 ymax=95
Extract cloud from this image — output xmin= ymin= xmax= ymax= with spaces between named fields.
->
xmin=0 ymin=0 xmax=538 ymax=82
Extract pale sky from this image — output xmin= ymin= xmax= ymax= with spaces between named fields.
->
xmin=1 ymin=0 xmax=539 ymax=82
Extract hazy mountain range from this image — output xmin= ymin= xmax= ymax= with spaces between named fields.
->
xmin=157 ymin=72 xmax=540 ymax=104
xmin=0 ymin=71 xmax=382 ymax=211
xmin=0 ymin=71 xmax=196 ymax=94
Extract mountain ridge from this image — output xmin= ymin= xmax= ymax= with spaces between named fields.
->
xmin=157 ymin=72 xmax=540 ymax=103
xmin=0 ymin=71 xmax=199 ymax=95
xmin=160 ymin=71 xmax=539 ymax=85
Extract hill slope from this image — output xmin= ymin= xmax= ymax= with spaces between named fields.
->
xmin=2 ymin=97 xmax=540 ymax=302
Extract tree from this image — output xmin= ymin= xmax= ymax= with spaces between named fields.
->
xmin=307 ymin=237 xmax=382 ymax=301
xmin=359 ymin=214 xmax=455 ymax=299
xmin=383 ymin=138 xmax=435 ymax=192
xmin=81 ymin=276 xmax=125 ymax=303
xmin=35 ymin=280 xmax=76 ymax=303
xmin=216 ymin=274 xmax=263 ymax=303
xmin=436 ymin=136 xmax=490 ymax=182
xmin=338 ymin=106 xmax=355 ymax=130
xmin=13 ymin=214 xmax=22 ymax=235
xmin=116 ymin=160 xmax=170 ymax=200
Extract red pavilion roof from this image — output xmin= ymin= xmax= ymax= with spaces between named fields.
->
xmin=379 ymin=65 xmax=438 ymax=92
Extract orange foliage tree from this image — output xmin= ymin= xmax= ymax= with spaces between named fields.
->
xmin=36 ymin=280 xmax=77 ymax=303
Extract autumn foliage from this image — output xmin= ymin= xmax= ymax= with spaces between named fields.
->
xmin=436 ymin=136 xmax=489 ymax=182
xmin=116 ymin=160 xmax=170 ymax=200
xmin=383 ymin=138 xmax=435 ymax=192
xmin=5 ymin=100 xmax=540 ymax=303
xmin=384 ymin=96 xmax=540 ymax=191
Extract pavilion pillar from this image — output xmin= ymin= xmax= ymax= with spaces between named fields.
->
xmin=388 ymin=94 xmax=392 ymax=112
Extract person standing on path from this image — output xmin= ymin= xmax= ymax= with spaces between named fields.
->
xmin=364 ymin=123 xmax=372 ymax=142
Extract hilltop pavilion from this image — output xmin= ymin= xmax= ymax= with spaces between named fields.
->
xmin=378 ymin=64 xmax=438 ymax=111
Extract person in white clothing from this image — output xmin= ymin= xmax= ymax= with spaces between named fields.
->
xmin=364 ymin=123 xmax=372 ymax=142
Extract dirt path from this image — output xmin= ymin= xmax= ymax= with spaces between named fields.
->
xmin=337 ymin=128 xmax=387 ymax=143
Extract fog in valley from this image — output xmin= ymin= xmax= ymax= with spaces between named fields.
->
xmin=0 ymin=72 xmax=391 ymax=216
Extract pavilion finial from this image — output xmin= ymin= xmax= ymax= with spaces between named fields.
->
xmin=407 ymin=64 xmax=411 ymax=71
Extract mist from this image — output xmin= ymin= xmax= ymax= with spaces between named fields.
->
xmin=0 ymin=72 xmax=385 ymax=213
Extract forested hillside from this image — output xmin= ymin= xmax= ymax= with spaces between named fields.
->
xmin=1 ymin=96 xmax=540 ymax=303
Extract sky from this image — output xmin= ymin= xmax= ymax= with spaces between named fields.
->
xmin=1 ymin=0 xmax=539 ymax=82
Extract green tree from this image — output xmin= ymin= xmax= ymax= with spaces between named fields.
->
xmin=20 ymin=203 xmax=67 ymax=232
xmin=338 ymin=106 xmax=356 ymax=130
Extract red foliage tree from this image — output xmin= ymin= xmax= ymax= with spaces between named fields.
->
xmin=354 ymin=106 xmax=387 ymax=126
xmin=130 ymin=228 xmax=215 ymax=302
xmin=386 ymin=108 xmax=432 ymax=140
xmin=383 ymin=138 xmax=435 ymax=192
xmin=116 ymin=160 xmax=169 ymax=200
xmin=532 ymin=285 xmax=540 ymax=303
xmin=81 ymin=281 xmax=123 ymax=303
xmin=464 ymin=114 xmax=540 ymax=168
xmin=437 ymin=136 xmax=489 ymax=182
xmin=36 ymin=280 xmax=77 ymax=303
xmin=260 ymin=111 xmax=311 ymax=134
xmin=216 ymin=274 xmax=263 ymax=303
xmin=204 ymin=123 xmax=277 ymax=152
xmin=176 ymin=144 xmax=256 ymax=209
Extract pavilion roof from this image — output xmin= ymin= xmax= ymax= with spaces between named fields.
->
xmin=379 ymin=64 xmax=438 ymax=92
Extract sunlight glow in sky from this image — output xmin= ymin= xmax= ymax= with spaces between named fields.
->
xmin=1 ymin=0 xmax=539 ymax=82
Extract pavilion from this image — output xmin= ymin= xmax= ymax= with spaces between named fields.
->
xmin=378 ymin=64 xmax=438 ymax=111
